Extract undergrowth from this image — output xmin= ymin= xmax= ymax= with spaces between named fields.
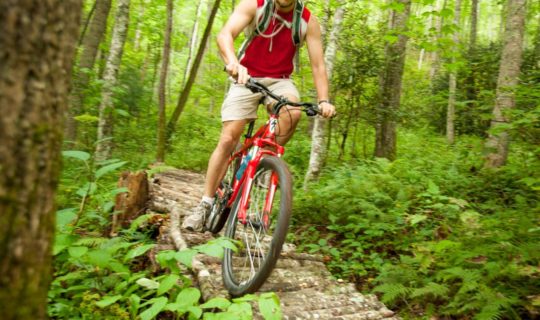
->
xmin=291 ymin=130 xmax=540 ymax=319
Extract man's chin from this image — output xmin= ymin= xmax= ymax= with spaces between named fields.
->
xmin=277 ymin=0 xmax=294 ymax=9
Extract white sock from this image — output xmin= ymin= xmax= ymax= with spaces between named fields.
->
xmin=202 ymin=196 xmax=214 ymax=206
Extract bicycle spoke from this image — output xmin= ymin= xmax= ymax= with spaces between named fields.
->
xmin=223 ymin=156 xmax=292 ymax=296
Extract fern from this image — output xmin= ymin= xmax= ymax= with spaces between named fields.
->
xmin=474 ymin=304 xmax=504 ymax=320
xmin=73 ymin=237 xmax=108 ymax=247
xmin=410 ymin=282 xmax=449 ymax=299
xmin=373 ymin=283 xmax=410 ymax=304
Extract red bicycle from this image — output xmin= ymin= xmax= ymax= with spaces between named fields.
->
xmin=203 ymin=78 xmax=319 ymax=296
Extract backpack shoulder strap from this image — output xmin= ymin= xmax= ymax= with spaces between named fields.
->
xmin=238 ymin=0 xmax=273 ymax=59
xmin=254 ymin=0 xmax=274 ymax=35
xmin=292 ymin=0 xmax=304 ymax=46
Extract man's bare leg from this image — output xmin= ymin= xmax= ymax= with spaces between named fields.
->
xmin=274 ymin=94 xmax=301 ymax=146
xmin=183 ymin=119 xmax=248 ymax=231
xmin=203 ymin=119 xmax=248 ymax=198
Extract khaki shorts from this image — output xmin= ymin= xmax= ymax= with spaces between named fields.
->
xmin=221 ymin=78 xmax=300 ymax=122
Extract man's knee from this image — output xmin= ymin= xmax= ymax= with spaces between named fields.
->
xmin=280 ymin=107 xmax=302 ymax=124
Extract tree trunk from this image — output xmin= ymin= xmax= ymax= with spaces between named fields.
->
xmin=66 ymin=0 xmax=112 ymax=143
xmin=418 ymin=2 xmax=435 ymax=70
xmin=111 ymin=171 xmax=149 ymax=235
xmin=0 ymin=1 xmax=81 ymax=319
xmin=464 ymin=0 xmax=479 ymax=132
xmin=182 ymin=0 xmax=204 ymax=88
xmin=133 ymin=0 xmax=147 ymax=51
xmin=534 ymin=7 xmax=540 ymax=68
xmin=95 ymin=0 xmax=131 ymax=161
xmin=374 ymin=0 xmax=411 ymax=160
xmin=484 ymin=0 xmax=526 ymax=168
xmin=446 ymin=0 xmax=461 ymax=145
xmin=156 ymin=0 xmax=173 ymax=163
xmin=78 ymin=1 xmax=97 ymax=47
xmin=429 ymin=0 xmax=446 ymax=82
xmin=166 ymin=0 xmax=222 ymax=140
xmin=303 ymin=6 xmax=344 ymax=186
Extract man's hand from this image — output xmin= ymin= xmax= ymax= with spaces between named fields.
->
xmin=225 ymin=62 xmax=250 ymax=84
xmin=318 ymin=101 xmax=336 ymax=118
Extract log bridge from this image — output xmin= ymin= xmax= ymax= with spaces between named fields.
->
xmin=116 ymin=168 xmax=398 ymax=320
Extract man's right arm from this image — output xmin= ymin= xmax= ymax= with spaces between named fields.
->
xmin=217 ymin=0 xmax=257 ymax=84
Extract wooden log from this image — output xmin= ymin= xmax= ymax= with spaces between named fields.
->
xmin=111 ymin=171 xmax=149 ymax=235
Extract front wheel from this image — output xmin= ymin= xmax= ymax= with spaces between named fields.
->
xmin=222 ymin=156 xmax=293 ymax=296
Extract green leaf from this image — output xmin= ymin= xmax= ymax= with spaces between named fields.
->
xmin=187 ymin=306 xmax=202 ymax=319
xmin=86 ymin=249 xmax=112 ymax=268
xmin=427 ymin=180 xmax=440 ymax=194
xmin=116 ymin=109 xmax=130 ymax=117
xmin=129 ymin=294 xmax=141 ymax=318
xmin=200 ymin=297 xmax=231 ymax=310
xmin=62 ymin=150 xmax=90 ymax=161
xmin=227 ymin=302 xmax=252 ymax=319
xmin=383 ymin=34 xmax=399 ymax=44
xmin=408 ymin=214 xmax=428 ymax=226
xmin=157 ymin=274 xmax=180 ymax=296
xmin=124 ymin=244 xmax=155 ymax=262
xmin=259 ymin=293 xmax=282 ymax=320
xmin=95 ymin=295 xmax=122 ymax=308
xmin=111 ymin=187 xmax=129 ymax=196
xmin=53 ymin=234 xmax=76 ymax=255
xmin=68 ymin=246 xmax=88 ymax=258
xmin=196 ymin=243 xmax=224 ymax=258
xmin=136 ymin=278 xmax=160 ymax=290
xmin=175 ymin=249 xmax=197 ymax=268
xmin=76 ymin=182 xmax=97 ymax=198
xmin=95 ymin=161 xmax=128 ymax=180
xmin=56 ymin=208 xmax=77 ymax=230
xmin=140 ymin=297 xmax=168 ymax=320
xmin=176 ymin=287 xmax=201 ymax=308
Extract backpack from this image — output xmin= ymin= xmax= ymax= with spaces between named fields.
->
xmin=238 ymin=0 xmax=307 ymax=59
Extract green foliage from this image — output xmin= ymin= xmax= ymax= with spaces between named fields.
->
xmin=51 ymin=150 xmax=283 ymax=319
xmin=292 ymin=131 xmax=539 ymax=318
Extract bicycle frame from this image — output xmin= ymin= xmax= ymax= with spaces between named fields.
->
xmin=226 ymin=112 xmax=284 ymax=227
xmin=218 ymin=78 xmax=319 ymax=229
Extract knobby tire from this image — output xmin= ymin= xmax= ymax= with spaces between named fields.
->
xmin=222 ymin=156 xmax=293 ymax=296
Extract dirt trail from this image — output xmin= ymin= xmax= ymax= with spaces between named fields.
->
xmin=148 ymin=168 xmax=398 ymax=320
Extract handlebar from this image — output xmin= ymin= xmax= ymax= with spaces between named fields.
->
xmin=245 ymin=78 xmax=320 ymax=117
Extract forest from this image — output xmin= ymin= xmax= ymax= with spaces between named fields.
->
xmin=0 ymin=0 xmax=539 ymax=319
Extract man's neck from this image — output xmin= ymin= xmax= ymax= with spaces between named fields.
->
xmin=275 ymin=0 xmax=295 ymax=13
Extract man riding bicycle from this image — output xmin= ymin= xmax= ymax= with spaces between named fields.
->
xmin=183 ymin=0 xmax=336 ymax=231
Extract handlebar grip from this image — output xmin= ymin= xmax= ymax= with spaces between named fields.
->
xmin=306 ymin=106 xmax=319 ymax=117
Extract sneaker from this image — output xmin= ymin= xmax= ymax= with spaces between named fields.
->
xmin=182 ymin=201 xmax=212 ymax=232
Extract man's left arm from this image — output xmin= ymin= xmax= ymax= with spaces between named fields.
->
xmin=305 ymin=16 xmax=336 ymax=118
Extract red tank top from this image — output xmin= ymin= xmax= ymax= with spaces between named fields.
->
xmin=240 ymin=0 xmax=311 ymax=78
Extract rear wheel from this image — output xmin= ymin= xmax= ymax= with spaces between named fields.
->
xmin=222 ymin=156 xmax=292 ymax=296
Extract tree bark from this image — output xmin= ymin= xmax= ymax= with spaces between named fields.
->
xmin=111 ymin=171 xmax=149 ymax=235
xmin=156 ymin=0 xmax=173 ymax=163
xmin=464 ymin=0 xmax=479 ymax=132
xmin=66 ymin=0 xmax=112 ymax=143
xmin=166 ymin=0 xmax=222 ymax=140
xmin=95 ymin=0 xmax=131 ymax=161
xmin=374 ymin=0 xmax=411 ymax=160
xmin=0 ymin=1 xmax=81 ymax=319
xmin=429 ymin=0 xmax=446 ymax=82
xmin=446 ymin=0 xmax=461 ymax=145
xmin=182 ymin=0 xmax=204 ymax=88
xmin=418 ymin=2 xmax=435 ymax=70
xmin=484 ymin=0 xmax=526 ymax=168
xmin=303 ymin=6 xmax=344 ymax=186
xmin=534 ymin=7 xmax=540 ymax=68
xmin=133 ymin=0 xmax=147 ymax=51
